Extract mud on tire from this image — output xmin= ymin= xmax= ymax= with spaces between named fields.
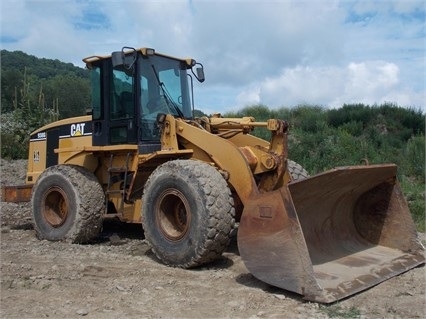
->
xmin=141 ymin=159 xmax=235 ymax=268
xmin=31 ymin=164 xmax=105 ymax=243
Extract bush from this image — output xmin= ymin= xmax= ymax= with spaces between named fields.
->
xmin=401 ymin=135 xmax=425 ymax=181
xmin=0 ymin=111 xmax=30 ymax=159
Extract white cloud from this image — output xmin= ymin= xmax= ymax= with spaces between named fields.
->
xmin=236 ymin=85 xmax=261 ymax=106
xmin=258 ymin=65 xmax=346 ymax=107
xmin=246 ymin=60 xmax=422 ymax=109
xmin=188 ymin=1 xmax=346 ymax=85
xmin=0 ymin=0 xmax=424 ymax=112
xmin=346 ymin=61 xmax=399 ymax=96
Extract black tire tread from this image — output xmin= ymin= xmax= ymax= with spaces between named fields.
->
xmin=142 ymin=160 xmax=235 ymax=268
xmin=31 ymin=164 xmax=105 ymax=243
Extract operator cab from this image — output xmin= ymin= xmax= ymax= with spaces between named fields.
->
xmin=83 ymin=47 xmax=204 ymax=153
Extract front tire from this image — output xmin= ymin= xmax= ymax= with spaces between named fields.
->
xmin=31 ymin=165 xmax=105 ymax=243
xmin=142 ymin=160 xmax=235 ymax=268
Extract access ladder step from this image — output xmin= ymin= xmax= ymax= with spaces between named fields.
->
xmin=106 ymin=189 xmax=126 ymax=195
xmin=108 ymin=167 xmax=129 ymax=173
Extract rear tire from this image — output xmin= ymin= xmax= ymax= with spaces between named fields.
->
xmin=31 ymin=165 xmax=105 ymax=243
xmin=141 ymin=160 xmax=235 ymax=268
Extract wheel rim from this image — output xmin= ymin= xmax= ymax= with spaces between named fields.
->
xmin=42 ymin=186 xmax=69 ymax=227
xmin=155 ymin=189 xmax=191 ymax=241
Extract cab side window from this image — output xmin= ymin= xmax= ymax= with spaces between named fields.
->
xmin=110 ymin=68 xmax=134 ymax=120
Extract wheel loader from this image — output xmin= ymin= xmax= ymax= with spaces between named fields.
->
xmin=2 ymin=47 xmax=424 ymax=303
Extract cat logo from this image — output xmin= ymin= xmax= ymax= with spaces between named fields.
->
xmin=70 ymin=123 xmax=86 ymax=137
xmin=33 ymin=150 xmax=40 ymax=162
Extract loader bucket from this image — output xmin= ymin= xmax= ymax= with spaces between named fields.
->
xmin=238 ymin=164 xmax=424 ymax=303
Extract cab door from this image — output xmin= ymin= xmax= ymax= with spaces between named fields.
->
xmin=107 ymin=67 xmax=137 ymax=145
xmin=91 ymin=60 xmax=138 ymax=146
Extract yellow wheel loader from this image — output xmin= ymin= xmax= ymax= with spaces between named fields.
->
xmin=2 ymin=47 xmax=424 ymax=303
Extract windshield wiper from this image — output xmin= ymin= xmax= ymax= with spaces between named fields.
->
xmin=150 ymin=64 xmax=185 ymax=119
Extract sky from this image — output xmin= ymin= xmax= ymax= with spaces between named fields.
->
xmin=1 ymin=0 xmax=425 ymax=115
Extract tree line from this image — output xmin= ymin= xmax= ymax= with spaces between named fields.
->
xmin=1 ymin=50 xmax=90 ymax=116
xmin=226 ymin=103 xmax=424 ymax=176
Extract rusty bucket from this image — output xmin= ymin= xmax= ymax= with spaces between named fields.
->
xmin=238 ymin=164 xmax=424 ymax=303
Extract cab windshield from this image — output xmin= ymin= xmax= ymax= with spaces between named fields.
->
xmin=139 ymin=55 xmax=192 ymax=120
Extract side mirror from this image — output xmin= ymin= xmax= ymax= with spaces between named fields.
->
xmin=196 ymin=67 xmax=205 ymax=83
xmin=192 ymin=63 xmax=205 ymax=83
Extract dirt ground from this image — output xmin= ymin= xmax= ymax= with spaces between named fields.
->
xmin=1 ymin=159 xmax=425 ymax=319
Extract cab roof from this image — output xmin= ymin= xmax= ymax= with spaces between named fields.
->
xmin=82 ymin=47 xmax=196 ymax=68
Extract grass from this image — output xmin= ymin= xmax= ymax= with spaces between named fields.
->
xmin=400 ymin=176 xmax=425 ymax=233
xmin=319 ymin=304 xmax=361 ymax=318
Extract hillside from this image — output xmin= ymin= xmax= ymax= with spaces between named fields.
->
xmin=1 ymin=50 xmax=88 ymax=79
xmin=1 ymin=50 xmax=90 ymax=116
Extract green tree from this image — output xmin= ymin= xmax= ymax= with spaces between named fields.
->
xmin=1 ymin=68 xmax=59 ymax=159
xmin=43 ymin=74 xmax=91 ymax=118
